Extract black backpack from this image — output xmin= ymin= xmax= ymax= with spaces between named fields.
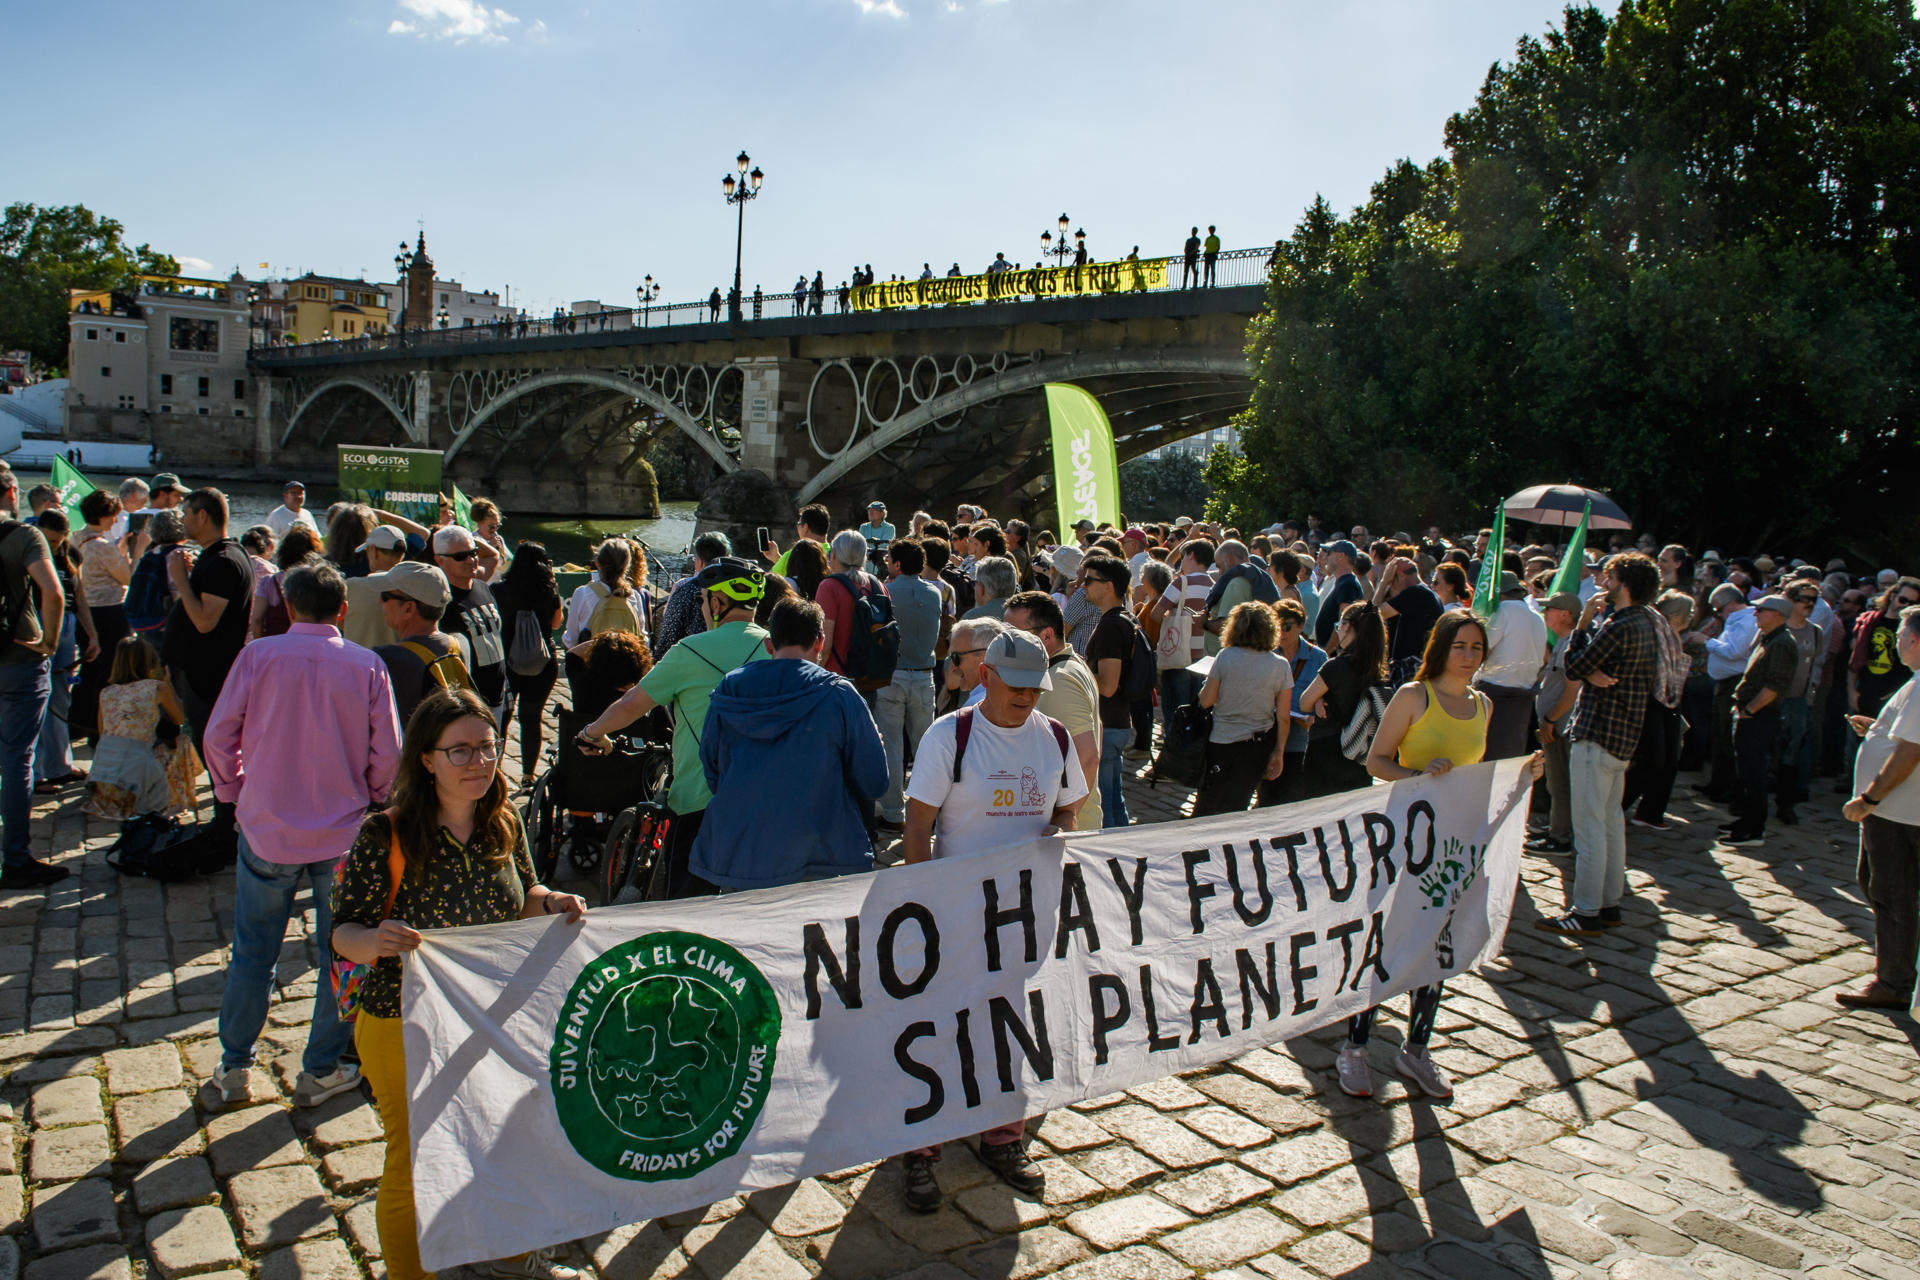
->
xmin=125 ymin=547 xmax=173 ymax=633
xmin=827 ymin=572 xmax=900 ymax=691
xmin=1124 ymin=619 xmax=1156 ymax=706
xmin=104 ymin=815 xmax=226 ymax=882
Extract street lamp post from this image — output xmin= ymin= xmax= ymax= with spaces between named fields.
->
xmin=1039 ymin=213 xmax=1084 ymax=269
xmin=636 ymin=275 xmax=659 ymax=328
xmin=393 ymin=240 xmax=413 ymax=330
xmin=436 ymin=306 xmax=450 ymax=330
xmin=721 ymin=150 xmax=764 ymax=323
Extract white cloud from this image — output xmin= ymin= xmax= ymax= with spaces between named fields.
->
xmin=177 ymin=256 xmax=214 ymax=275
xmin=387 ymin=0 xmax=522 ymax=44
xmin=853 ymin=0 xmax=906 ymax=16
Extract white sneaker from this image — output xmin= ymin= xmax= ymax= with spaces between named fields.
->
xmin=293 ymin=1063 xmax=363 ymax=1107
xmin=1396 ymin=1045 xmax=1454 ymax=1099
xmin=1336 ymin=1044 xmax=1372 ymax=1098
xmin=472 ymin=1248 xmax=583 ymax=1280
xmin=197 ymin=1067 xmax=250 ymax=1112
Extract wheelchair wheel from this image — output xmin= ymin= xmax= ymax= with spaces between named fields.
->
xmin=603 ymin=804 xmax=666 ymax=907
xmin=565 ymin=814 xmax=606 ymax=875
xmin=524 ymin=772 xmax=558 ymax=882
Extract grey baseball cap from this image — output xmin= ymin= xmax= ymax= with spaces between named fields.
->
xmin=1754 ymin=594 xmax=1793 ymax=616
xmin=982 ymin=630 xmax=1053 ymax=690
xmin=364 ymin=561 xmax=451 ymax=608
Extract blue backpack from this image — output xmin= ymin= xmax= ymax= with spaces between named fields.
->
xmin=125 ymin=548 xmax=173 ymax=633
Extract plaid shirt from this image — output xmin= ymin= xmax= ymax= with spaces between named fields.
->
xmin=1565 ymin=603 xmax=1661 ymax=761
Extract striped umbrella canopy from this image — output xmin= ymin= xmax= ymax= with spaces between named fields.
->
xmin=1502 ymin=484 xmax=1632 ymax=530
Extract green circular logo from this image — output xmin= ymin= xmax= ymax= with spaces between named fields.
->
xmin=549 ymin=931 xmax=781 ymax=1180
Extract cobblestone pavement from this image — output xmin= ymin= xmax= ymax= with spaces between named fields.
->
xmin=4 ymin=719 xmax=1917 ymax=1280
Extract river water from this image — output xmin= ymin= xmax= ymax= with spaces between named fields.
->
xmin=13 ymin=471 xmax=697 ymax=571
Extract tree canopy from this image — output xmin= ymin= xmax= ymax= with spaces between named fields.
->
xmin=1214 ymin=0 xmax=1920 ymax=559
xmin=0 ymin=203 xmax=179 ymax=373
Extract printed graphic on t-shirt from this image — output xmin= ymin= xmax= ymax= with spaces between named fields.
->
xmin=980 ymin=763 xmax=1048 ymax=819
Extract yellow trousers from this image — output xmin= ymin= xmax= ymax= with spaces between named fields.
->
xmin=355 ymin=1013 xmax=432 ymax=1280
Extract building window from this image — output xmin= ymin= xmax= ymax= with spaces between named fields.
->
xmin=332 ymin=288 xmax=345 ymax=301
xmin=233 ymin=380 xmax=245 ymax=399
xmin=169 ymin=316 xmax=219 ymax=352
xmin=160 ymin=374 xmax=173 ymax=395
xmin=233 ymin=408 xmax=246 ymax=417
xmin=115 ymin=331 xmax=126 ymax=343
xmin=100 ymin=366 xmax=110 ymax=377
xmin=439 ymin=293 xmax=448 ymax=304
xmin=85 ymin=328 xmax=97 ymax=341
xmin=198 ymin=407 xmax=209 ymax=416
xmin=198 ymin=377 xmax=209 ymax=397
xmin=160 ymin=405 xmax=173 ymax=414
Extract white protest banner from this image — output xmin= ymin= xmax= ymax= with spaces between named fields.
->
xmin=403 ymin=759 xmax=1531 ymax=1269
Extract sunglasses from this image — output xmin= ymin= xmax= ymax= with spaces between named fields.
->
xmin=952 ymin=646 xmax=989 ymax=658
xmin=440 ymin=549 xmax=477 ymax=563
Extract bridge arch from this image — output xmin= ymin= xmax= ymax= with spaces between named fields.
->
xmin=441 ymin=371 xmax=737 ymax=473
xmin=280 ymin=377 xmax=414 ymax=449
xmin=796 ymin=350 xmax=1246 ymax=504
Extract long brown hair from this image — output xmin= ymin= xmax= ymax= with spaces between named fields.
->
xmin=1338 ymin=600 xmax=1389 ymax=683
xmin=1415 ymin=610 xmax=1489 ymax=684
xmin=388 ymin=689 xmax=516 ymax=882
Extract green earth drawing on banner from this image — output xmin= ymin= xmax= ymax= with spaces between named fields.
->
xmin=549 ymin=932 xmax=780 ymax=1181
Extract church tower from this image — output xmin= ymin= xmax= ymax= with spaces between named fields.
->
xmin=406 ymin=232 xmax=434 ymax=329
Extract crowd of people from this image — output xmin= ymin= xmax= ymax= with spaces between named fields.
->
xmin=3 ymin=463 xmax=1916 ymax=1258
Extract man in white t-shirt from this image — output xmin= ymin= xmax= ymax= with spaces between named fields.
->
xmin=265 ymin=481 xmax=320 ymax=541
xmin=896 ymin=628 xmax=1087 ymax=1215
xmin=1838 ymin=604 xmax=1920 ymax=1010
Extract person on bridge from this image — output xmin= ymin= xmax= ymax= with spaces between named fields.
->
xmin=707 ymin=288 xmax=722 ymax=322
xmin=793 ymin=275 xmax=808 ymax=316
xmin=1183 ymin=226 xmax=1202 ymax=288
xmin=1203 ymin=224 xmax=1221 ymax=286
xmin=809 ymin=271 xmax=824 ymax=315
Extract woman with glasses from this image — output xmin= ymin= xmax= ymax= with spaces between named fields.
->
xmin=332 ymin=689 xmax=588 ymax=1280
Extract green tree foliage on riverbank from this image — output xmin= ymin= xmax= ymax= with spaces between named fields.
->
xmin=1219 ymin=1 xmax=1920 ymax=557
xmin=0 ymin=204 xmax=179 ymax=373
xmin=1120 ymin=450 xmax=1209 ymax=522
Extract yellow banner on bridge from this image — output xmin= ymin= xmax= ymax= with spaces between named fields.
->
xmin=851 ymin=257 xmax=1170 ymax=311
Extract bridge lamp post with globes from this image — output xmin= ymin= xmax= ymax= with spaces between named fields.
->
xmin=1040 ymin=213 xmax=1084 ymax=269
xmin=393 ymin=241 xmax=414 ymax=330
xmin=721 ymin=150 xmax=764 ymax=324
xmin=636 ymin=276 xmax=659 ymax=328
xmin=436 ymin=306 xmax=450 ymax=330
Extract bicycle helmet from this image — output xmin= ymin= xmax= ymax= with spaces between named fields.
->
xmin=690 ymin=556 xmax=766 ymax=604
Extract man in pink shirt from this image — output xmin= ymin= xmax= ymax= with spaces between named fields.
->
xmin=201 ymin=561 xmax=401 ymax=1111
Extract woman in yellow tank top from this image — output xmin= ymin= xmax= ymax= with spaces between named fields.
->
xmin=1338 ymin=611 xmax=1509 ymax=1104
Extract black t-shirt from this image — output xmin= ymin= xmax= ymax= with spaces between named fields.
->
xmin=1314 ymin=573 xmax=1363 ymax=648
xmin=1086 ymin=607 xmax=1135 ymax=727
xmin=1310 ymin=654 xmax=1370 ymax=744
xmin=443 ymin=581 xmax=506 ymax=706
xmin=162 ymin=538 xmax=251 ymax=702
xmin=1387 ymin=584 xmax=1444 ymax=667
xmin=375 ymin=632 xmax=458 ymax=729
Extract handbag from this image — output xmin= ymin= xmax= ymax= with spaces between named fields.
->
xmin=328 ymin=812 xmax=406 ymax=1022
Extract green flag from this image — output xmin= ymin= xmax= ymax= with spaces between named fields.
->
xmin=451 ymin=482 xmax=474 ymax=531
xmin=1045 ymin=383 xmax=1120 ymax=536
xmin=1548 ymin=500 xmax=1592 ymax=599
xmin=1472 ymin=505 xmax=1506 ymax=620
xmin=50 ymin=457 xmax=97 ymax=529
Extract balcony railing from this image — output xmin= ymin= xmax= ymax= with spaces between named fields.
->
xmin=253 ymin=244 xmax=1275 ymax=360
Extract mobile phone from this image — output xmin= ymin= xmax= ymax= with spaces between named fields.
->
xmin=756 ymin=526 xmax=770 ymax=551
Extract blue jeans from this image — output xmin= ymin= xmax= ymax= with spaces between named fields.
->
xmin=219 ymin=832 xmax=353 ymax=1077
xmin=35 ymin=614 xmax=77 ymax=783
xmin=1099 ymin=726 xmax=1131 ymax=829
xmin=0 ymin=658 xmax=51 ymax=867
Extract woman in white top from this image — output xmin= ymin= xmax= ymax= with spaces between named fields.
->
xmin=73 ymin=489 xmax=133 ymax=746
xmin=563 ymin=539 xmax=645 ymax=649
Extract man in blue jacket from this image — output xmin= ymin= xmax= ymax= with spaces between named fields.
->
xmin=690 ymin=597 xmax=888 ymax=890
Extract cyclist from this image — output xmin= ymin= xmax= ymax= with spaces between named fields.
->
xmin=578 ymin=557 xmax=768 ymax=898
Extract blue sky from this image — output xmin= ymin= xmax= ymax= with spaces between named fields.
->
xmin=14 ymin=0 xmax=1571 ymax=317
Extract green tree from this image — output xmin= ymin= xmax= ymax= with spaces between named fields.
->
xmin=1226 ymin=0 xmax=1920 ymax=558
xmin=0 ymin=203 xmax=179 ymax=372
xmin=1119 ymin=449 xmax=1209 ymax=521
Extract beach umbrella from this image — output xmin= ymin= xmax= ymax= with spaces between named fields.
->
xmin=1502 ymin=484 xmax=1632 ymax=530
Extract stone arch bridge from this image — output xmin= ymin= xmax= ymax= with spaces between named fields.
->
xmin=247 ymin=284 xmax=1262 ymax=542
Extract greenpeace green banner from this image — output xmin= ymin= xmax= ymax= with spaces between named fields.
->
xmin=1045 ymin=383 xmax=1120 ymax=536
xmin=1472 ymin=506 xmax=1506 ymax=621
xmin=338 ymin=444 xmax=443 ymax=525
xmin=50 ymin=457 xmax=97 ymax=529
xmin=1548 ymin=500 xmax=1592 ymax=600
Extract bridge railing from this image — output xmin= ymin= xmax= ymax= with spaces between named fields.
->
xmin=253 ymin=245 xmax=1277 ymax=361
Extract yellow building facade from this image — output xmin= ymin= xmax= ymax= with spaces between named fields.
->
xmin=283 ymin=276 xmax=391 ymax=343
